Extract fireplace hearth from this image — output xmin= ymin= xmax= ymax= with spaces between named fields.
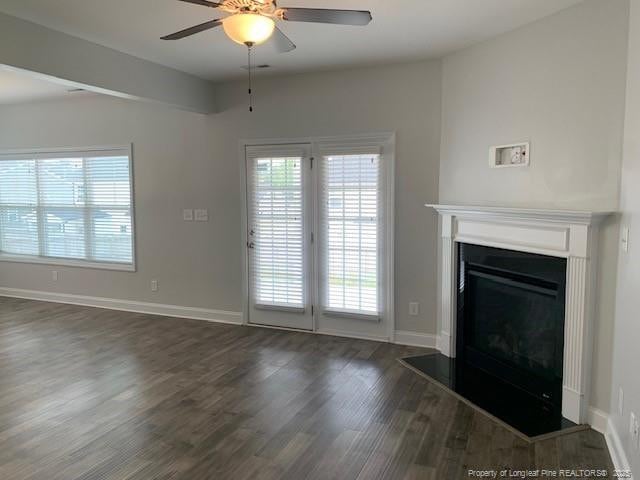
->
xmin=425 ymin=243 xmax=577 ymax=436
xmin=403 ymin=244 xmax=577 ymax=438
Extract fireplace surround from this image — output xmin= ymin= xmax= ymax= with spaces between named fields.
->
xmin=429 ymin=205 xmax=611 ymax=425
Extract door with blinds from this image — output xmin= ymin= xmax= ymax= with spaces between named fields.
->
xmin=245 ymin=136 xmax=392 ymax=338
xmin=245 ymin=145 xmax=313 ymax=330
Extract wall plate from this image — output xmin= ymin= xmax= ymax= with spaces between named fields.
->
xmin=490 ymin=142 xmax=530 ymax=168
xmin=194 ymin=209 xmax=209 ymax=222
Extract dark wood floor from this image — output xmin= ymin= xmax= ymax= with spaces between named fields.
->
xmin=0 ymin=297 xmax=612 ymax=480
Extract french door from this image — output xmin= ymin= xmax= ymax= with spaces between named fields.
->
xmin=245 ymin=136 xmax=392 ymax=336
xmin=246 ymin=144 xmax=314 ymax=330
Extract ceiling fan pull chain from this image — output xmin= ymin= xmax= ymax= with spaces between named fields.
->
xmin=247 ymin=43 xmax=253 ymax=112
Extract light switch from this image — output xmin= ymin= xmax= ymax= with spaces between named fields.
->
xmin=183 ymin=209 xmax=194 ymax=221
xmin=409 ymin=302 xmax=419 ymax=316
xmin=195 ymin=209 xmax=209 ymax=222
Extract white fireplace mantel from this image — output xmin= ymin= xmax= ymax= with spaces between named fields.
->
xmin=428 ymin=204 xmax=612 ymax=425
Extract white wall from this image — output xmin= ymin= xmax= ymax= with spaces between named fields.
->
xmin=609 ymin=0 xmax=640 ymax=473
xmin=0 ymin=60 xmax=443 ymax=335
xmin=438 ymin=0 xmax=630 ymax=413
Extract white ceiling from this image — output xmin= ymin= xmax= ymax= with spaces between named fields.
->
xmin=0 ymin=0 xmax=584 ymax=81
xmin=0 ymin=68 xmax=78 ymax=104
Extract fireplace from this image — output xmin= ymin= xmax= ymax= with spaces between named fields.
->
xmin=456 ymin=244 xmax=567 ymax=416
xmin=429 ymin=204 xmax=611 ymax=426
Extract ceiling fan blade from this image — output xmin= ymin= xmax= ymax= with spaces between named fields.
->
xmin=280 ymin=8 xmax=372 ymax=26
xmin=161 ymin=19 xmax=222 ymax=40
xmin=175 ymin=0 xmax=222 ymax=8
xmin=272 ymin=26 xmax=296 ymax=53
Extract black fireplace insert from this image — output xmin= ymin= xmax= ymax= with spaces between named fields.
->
xmin=457 ymin=243 xmax=567 ymax=416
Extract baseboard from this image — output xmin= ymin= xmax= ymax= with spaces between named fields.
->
xmin=0 ymin=287 xmax=243 ymax=325
xmin=437 ymin=332 xmax=451 ymax=356
xmin=0 ymin=287 xmax=449 ymax=350
xmin=586 ymin=408 xmax=634 ymax=477
xmin=317 ymin=328 xmax=389 ymax=343
xmin=605 ymin=418 xmax=633 ymax=477
xmin=394 ymin=330 xmax=438 ymax=349
xmin=588 ymin=407 xmax=609 ymax=434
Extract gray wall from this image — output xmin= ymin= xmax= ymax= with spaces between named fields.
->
xmin=438 ymin=0 xmax=630 ymax=412
xmin=0 ymin=13 xmax=217 ymax=113
xmin=0 ymin=96 xmax=240 ymax=310
xmin=0 ymin=60 xmax=443 ymax=335
xmin=213 ymin=61 xmax=442 ymax=334
xmin=610 ymin=0 xmax=640 ymax=471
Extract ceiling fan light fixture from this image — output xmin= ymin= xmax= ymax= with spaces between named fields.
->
xmin=223 ymin=13 xmax=275 ymax=46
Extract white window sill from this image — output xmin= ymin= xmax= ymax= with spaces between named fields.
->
xmin=0 ymin=253 xmax=136 ymax=272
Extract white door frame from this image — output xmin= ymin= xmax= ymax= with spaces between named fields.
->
xmin=239 ymin=132 xmax=396 ymax=342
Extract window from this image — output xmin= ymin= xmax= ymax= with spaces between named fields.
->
xmin=319 ymin=148 xmax=384 ymax=318
xmin=0 ymin=147 xmax=134 ymax=270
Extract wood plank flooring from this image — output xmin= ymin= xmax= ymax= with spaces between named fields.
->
xmin=0 ymin=297 xmax=613 ymax=480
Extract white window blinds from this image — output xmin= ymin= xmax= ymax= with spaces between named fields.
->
xmin=0 ymin=148 xmax=134 ymax=268
xmin=247 ymin=149 xmax=305 ymax=309
xmin=320 ymin=150 xmax=382 ymax=316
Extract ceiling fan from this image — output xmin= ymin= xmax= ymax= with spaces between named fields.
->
xmin=162 ymin=0 xmax=372 ymax=111
xmin=161 ymin=0 xmax=372 ymax=51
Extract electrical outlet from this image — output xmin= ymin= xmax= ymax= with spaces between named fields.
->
xmin=52 ymin=270 xmax=58 ymax=281
xmin=151 ymin=280 xmax=158 ymax=292
xmin=621 ymin=226 xmax=630 ymax=253
xmin=183 ymin=209 xmax=194 ymax=221
xmin=194 ymin=209 xmax=209 ymax=222
xmin=409 ymin=302 xmax=419 ymax=316
xmin=619 ymin=387 xmax=625 ymax=416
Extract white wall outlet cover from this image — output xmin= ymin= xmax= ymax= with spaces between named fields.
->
xmin=409 ymin=302 xmax=419 ymax=316
xmin=151 ymin=280 xmax=158 ymax=292
xmin=183 ymin=209 xmax=194 ymax=221
xmin=52 ymin=270 xmax=58 ymax=281
xmin=489 ymin=142 xmax=530 ymax=168
xmin=195 ymin=209 xmax=209 ymax=222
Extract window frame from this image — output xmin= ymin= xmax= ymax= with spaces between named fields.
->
xmin=0 ymin=145 xmax=136 ymax=272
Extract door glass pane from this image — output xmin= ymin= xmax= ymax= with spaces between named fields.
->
xmin=250 ymin=156 xmax=304 ymax=308
xmin=323 ymin=153 xmax=379 ymax=314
